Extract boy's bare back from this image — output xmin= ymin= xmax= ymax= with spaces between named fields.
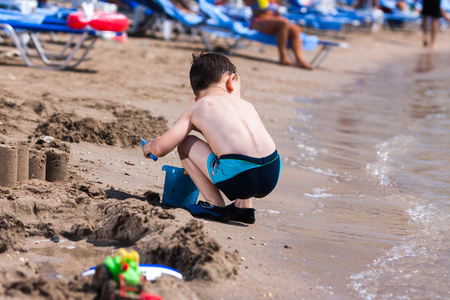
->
xmin=146 ymin=77 xmax=276 ymax=160
xmin=190 ymin=93 xmax=276 ymax=158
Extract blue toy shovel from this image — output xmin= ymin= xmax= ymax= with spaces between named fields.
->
xmin=140 ymin=137 xmax=158 ymax=161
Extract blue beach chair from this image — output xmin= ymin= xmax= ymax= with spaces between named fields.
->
xmin=152 ymin=0 xmax=206 ymax=40
xmin=118 ymin=0 xmax=155 ymax=34
xmin=198 ymin=0 xmax=348 ymax=68
xmin=378 ymin=0 xmax=421 ymax=30
xmin=128 ymin=0 xmax=206 ymax=41
xmin=0 ymin=10 xmax=124 ymax=70
xmin=285 ymin=0 xmax=372 ymax=33
xmin=285 ymin=1 xmax=357 ymax=32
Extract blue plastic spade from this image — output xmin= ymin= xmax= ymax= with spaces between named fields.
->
xmin=140 ymin=137 xmax=158 ymax=161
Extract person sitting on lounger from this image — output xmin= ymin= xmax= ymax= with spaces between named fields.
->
xmin=244 ymin=0 xmax=313 ymax=70
xmin=142 ymin=53 xmax=282 ymax=223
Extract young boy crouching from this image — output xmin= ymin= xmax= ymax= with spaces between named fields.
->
xmin=143 ymin=53 xmax=281 ymax=223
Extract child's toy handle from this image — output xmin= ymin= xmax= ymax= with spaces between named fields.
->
xmin=140 ymin=137 xmax=158 ymax=161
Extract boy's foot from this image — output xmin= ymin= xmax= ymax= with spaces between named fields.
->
xmin=227 ymin=203 xmax=256 ymax=224
xmin=186 ymin=201 xmax=230 ymax=223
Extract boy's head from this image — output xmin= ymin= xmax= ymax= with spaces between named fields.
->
xmin=189 ymin=52 xmax=237 ymax=96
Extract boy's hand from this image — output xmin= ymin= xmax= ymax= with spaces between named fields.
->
xmin=142 ymin=139 xmax=153 ymax=158
xmin=141 ymin=138 xmax=158 ymax=161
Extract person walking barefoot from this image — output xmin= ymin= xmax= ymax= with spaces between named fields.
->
xmin=422 ymin=0 xmax=450 ymax=50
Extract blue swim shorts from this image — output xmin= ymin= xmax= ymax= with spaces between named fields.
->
xmin=207 ymin=150 xmax=281 ymax=200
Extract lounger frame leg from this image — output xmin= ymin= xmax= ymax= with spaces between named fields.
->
xmin=29 ymin=31 xmax=97 ymax=69
xmin=309 ymin=44 xmax=333 ymax=68
xmin=0 ymin=24 xmax=97 ymax=70
xmin=200 ymin=26 xmax=243 ymax=54
xmin=22 ymin=32 xmax=78 ymax=60
xmin=0 ymin=24 xmax=35 ymax=67
xmin=200 ymin=27 xmax=213 ymax=51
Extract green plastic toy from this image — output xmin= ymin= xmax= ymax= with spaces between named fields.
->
xmin=92 ymin=249 xmax=164 ymax=300
xmin=104 ymin=248 xmax=142 ymax=287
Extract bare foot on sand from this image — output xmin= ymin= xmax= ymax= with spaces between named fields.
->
xmin=293 ymin=61 xmax=314 ymax=70
xmin=280 ymin=59 xmax=292 ymax=66
xmin=280 ymin=60 xmax=313 ymax=70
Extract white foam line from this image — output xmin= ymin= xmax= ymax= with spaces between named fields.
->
xmin=304 ymin=193 xmax=333 ymax=198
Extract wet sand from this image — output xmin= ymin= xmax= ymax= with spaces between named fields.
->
xmin=1 ymin=28 xmax=449 ymax=299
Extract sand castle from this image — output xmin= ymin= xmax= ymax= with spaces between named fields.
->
xmin=0 ymin=145 xmax=18 ymax=187
xmin=0 ymin=143 xmax=69 ymax=187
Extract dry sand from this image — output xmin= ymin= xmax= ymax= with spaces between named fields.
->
xmin=0 ymin=26 xmax=448 ymax=299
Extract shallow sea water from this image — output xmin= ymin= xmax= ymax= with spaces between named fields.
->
xmin=271 ymin=51 xmax=450 ymax=299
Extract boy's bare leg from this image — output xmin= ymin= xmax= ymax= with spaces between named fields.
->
xmin=178 ymin=135 xmax=226 ymax=207
xmin=234 ymin=198 xmax=253 ymax=208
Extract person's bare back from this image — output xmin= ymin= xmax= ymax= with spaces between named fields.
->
xmin=191 ymin=93 xmax=276 ymax=159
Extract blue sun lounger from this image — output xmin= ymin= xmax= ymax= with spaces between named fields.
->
xmin=285 ymin=0 xmax=370 ymax=32
xmin=198 ymin=0 xmax=348 ymax=67
xmin=124 ymin=0 xmax=206 ymax=41
xmin=0 ymin=11 xmax=99 ymax=70
xmin=119 ymin=0 xmax=154 ymax=34
xmin=137 ymin=0 xmax=207 ymax=41
xmin=378 ymin=0 xmax=421 ymax=29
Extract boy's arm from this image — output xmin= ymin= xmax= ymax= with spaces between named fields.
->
xmin=143 ymin=109 xmax=193 ymax=158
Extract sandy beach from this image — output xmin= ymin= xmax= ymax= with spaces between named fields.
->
xmin=1 ymin=22 xmax=449 ymax=299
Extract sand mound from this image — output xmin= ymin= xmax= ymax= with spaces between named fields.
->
xmin=22 ymin=99 xmax=57 ymax=117
xmin=136 ymin=220 xmax=240 ymax=282
xmin=0 ymin=180 xmax=107 ymax=252
xmin=92 ymin=199 xmax=174 ymax=244
xmin=0 ymin=95 xmax=168 ymax=148
xmin=34 ymin=113 xmax=120 ymax=146
xmin=34 ymin=109 xmax=167 ymax=147
xmin=148 ymin=276 xmax=200 ymax=300
xmin=0 ymin=98 xmax=19 ymax=135
xmin=0 ymin=262 xmax=95 ymax=300
xmin=0 ymin=260 xmax=199 ymax=300
xmin=0 ymin=179 xmax=240 ymax=299
xmin=0 ymin=179 xmax=240 ymax=285
xmin=0 ymin=211 xmax=27 ymax=253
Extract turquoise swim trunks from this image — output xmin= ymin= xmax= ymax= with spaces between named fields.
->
xmin=207 ymin=150 xmax=281 ymax=200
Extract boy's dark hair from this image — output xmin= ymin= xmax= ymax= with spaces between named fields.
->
xmin=189 ymin=52 xmax=237 ymax=96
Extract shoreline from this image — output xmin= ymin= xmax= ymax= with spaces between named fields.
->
xmin=261 ymin=31 xmax=450 ymax=298
xmin=0 ymin=28 xmax=449 ymax=299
